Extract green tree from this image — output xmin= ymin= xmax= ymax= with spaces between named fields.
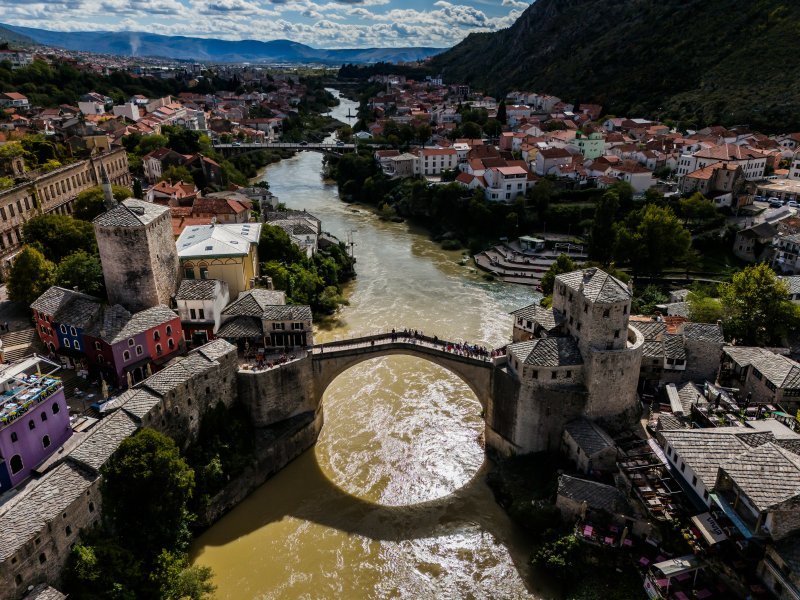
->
xmin=679 ymin=192 xmax=717 ymax=226
xmin=22 ymin=214 xmax=97 ymax=262
xmin=151 ymin=550 xmax=216 ymax=600
xmin=55 ymin=251 xmax=105 ymax=296
xmin=73 ymin=185 xmax=132 ymax=221
xmin=614 ymin=204 xmax=691 ymax=277
xmin=631 ymin=284 xmax=668 ymax=315
xmin=687 ymin=290 xmax=724 ymax=323
xmin=460 ymin=121 xmax=482 ymax=139
xmin=532 ymin=534 xmax=580 ymax=581
xmin=496 ymin=100 xmax=507 ymax=125
xmin=164 ymin=126 xmax=202 ymax=155
xmin=102 ymin=428 xmax=195 ymax=558
xmin=589 ymin=190 xmax=620 ymax=264
xmin=719 ymin=264 xmax=799 ymax=345
xmin=528 ymin=179 xmax=552 ymax=220
xmin=8 ymin=245 xmax=55 ymax=305
xmin=132 ymin=178 xmax=143 ymax=199
xmin=540 ymin=254 xmax=576 ymax=296
xmin=258 ymin=224 xmax=304 ymax=264
xmin=134 ymin=134 xmax=168 ymax=156
xmin=160 ymin=165 xmax=194 ymax=184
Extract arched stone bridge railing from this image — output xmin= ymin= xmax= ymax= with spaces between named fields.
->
xmin=311 ymin=333 xmax=499 ymax=410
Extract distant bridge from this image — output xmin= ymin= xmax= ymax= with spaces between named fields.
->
xmin=214 ymin=141 xmax=356 ymax=157
xmin=311 ymin=332 xmax=498 ymax=410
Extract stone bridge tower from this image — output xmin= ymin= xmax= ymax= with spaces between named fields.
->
xmin=94 ymin=199 xmax=180 ymax=313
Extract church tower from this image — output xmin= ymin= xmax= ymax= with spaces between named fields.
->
xmin=93 ymin=199 xmax=179 ymax=313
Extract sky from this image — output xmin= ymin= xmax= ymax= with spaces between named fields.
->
xmin=0 ymin=0 xmax=533 ymax=49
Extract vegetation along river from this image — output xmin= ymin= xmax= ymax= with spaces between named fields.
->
xmin=191 ymin=92 xmax=551 ymax=599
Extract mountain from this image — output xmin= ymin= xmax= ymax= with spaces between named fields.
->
xmin=0 ymin=24 xmax=443 ymax=65
xmin=429 ymin=0 xmax=800 ymax=131
xmin=0 ymin=24 xmax=35 ymax=46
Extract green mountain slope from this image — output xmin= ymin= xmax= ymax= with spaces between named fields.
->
xmin=429 ymin=0 xmax=800 ymax=131
xmin=0 ymin=24 xmax=35 ymax=46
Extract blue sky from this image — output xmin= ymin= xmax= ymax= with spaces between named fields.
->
xmin=0 ymin=0 xmax=533 ymax=48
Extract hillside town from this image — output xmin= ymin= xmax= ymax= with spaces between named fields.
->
xmin=1 ymin=43 xmax=800 ymax=600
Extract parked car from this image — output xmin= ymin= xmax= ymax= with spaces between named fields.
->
xmin=754 ymin=195 xmax=765 ymax=202
xmin=232 ymin=141 xmax=241 ymax=146
xmin=299 ymin=141 xmax=308 ymax=146
xmin=788 ymin=201 xmax=799 ymax=208
xmin=769 ymin=199 xmax=783 ymax=208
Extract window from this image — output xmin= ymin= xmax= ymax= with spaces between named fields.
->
xmin=198 ymin=309 xmax=205 ymax=319
xmin=136 ymin=345 xmax=143 ymax=356
xmin=576 ymin=323 xmax=582 ymax=331
xmin=42 ymin=435 xmax=50 ymax=449
xmin=128 ymin=338 xmax=135 ymax=347
xmin=70 ymin=326 xmax=77 ymax=336
xmin=532 ymin=370 xmax=538 ymax=379
xmin=74 ymin=340 xmax=80 ymax=351
xmin=184 ymin=268 xmax=195 ymax=279
xmin=156 ymin=344 xmax=162 ymax=356
xmin=680 ymin=463 xmax=686 ymax=472
xmin=60 ymin=324 xmax=67 ymax=334
xmin=292 ymin=322 xmax=304 ymax=330
xmin=154 ymin=330 xmax=161 ymax=341
xmin=614 ymin=330 xmax=620 ymax=338
xmin=10 ymin=454 xmax=22 ymax=474
xmin=603 ymin=309 xmax=610 ymax=318
xmin=703 ymin=491 xmax=709 ymax=501
xmin=63 ymin=339 xmax=70 ymax=348
xmin=623 ymin=305 xmax=628 ymax=315
xmin=65 ymin=525 xmax=72 ymax=536
xmin=168 ymin=339 xmax=175 ymax=350
xmin=566 ymin=370 xmax=572 ymax=378
xmin=89 ymin=502 xmax=95 ymax=513
xmin=190 ymin=308 xmax=197 ymax=320
xmin=94 ymin=341 xmax=101 ymax=351
xmin=40 ymin=412 xmax=47 ymax=422
xmin=38 ymin=553 xmax=46 ymax=564
xmin=10 ymin=432 xmax=17 ymax=442
xmin=273 ymin=323 xmax=285 ymax=330
xmin=28 ymin=420 xmax=35 ymax=430
xmin=551 ymin=371 xmax=557 ymax=379
xmin=199 ymin=267 xmax=208 ymax=279
xmin=692 ymin=475 xmax=697 ymax=486
xmin=123 ymin=350 xmax=130 ymax=361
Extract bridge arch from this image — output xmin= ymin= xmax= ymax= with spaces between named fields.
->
xmin=311 ymin=336 xmax=495 ymax=412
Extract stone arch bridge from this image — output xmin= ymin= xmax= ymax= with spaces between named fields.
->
xmin=213 ymin=142 xmax=355 ymax=158
xmin=310 ymin=333 xmax=498 ymax=410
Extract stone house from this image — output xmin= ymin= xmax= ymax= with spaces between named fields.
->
xmin=561 ymin=418 xmax=617 ymax=474
xmin=733 ymin=221 xmax=777 ymax=263
xmin=774 ymin=234 xmax=800 ymax=274
xmin=31 ymin=287 xmax=102 ymax=361
xmin=556 ymin=475 xmax=650 ymax=536
xmin=0 ymin=357 xmax=70 ymax=493
xmin=218 ymin=289 xmax=312 ymax=351
xmin=719 ymin=346 xmax=800 ymax=412
xmin=758 ymin=536 xmax=800 ymax=600
xmin=0 ymin=340 xmax=239 ymax=596
xmin=174 ymin=279 xmax=230 ymax=346
xmin=510 ymin=303 xmax=564 ymax=342
xmin=715 ymin=442 xmax=800 ymax=541
xmin=177 ymin=223 xmax=262 ymax=299
xmin=141 ymin=147 xmax=187 ymax=184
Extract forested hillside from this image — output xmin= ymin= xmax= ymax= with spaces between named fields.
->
xmin=428 ymin=0 xmax=800 ymax=131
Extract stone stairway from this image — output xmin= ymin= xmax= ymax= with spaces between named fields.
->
xmin=1 ymin=327 xmax=44 ymax=362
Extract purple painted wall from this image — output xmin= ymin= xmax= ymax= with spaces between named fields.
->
xmin=110 ymin=332 xmax=149 ymax=384
xmin=0 ymin=389 xmax=71 ymax=492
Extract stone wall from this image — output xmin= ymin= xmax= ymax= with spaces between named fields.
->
xmin=198 ymin=409 xmax=323 ymax=527
xmin=238 ymin=355 xmax=317 ymax=427
xmin=684 ymin=338 xmax=724 ymax=383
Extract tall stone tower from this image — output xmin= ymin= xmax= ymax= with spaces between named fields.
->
xmin=93 ymin=199 xmax=179 ymax=313
xmin=552 ymin=268 xmax=643 ymax=424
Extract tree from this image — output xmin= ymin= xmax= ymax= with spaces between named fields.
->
xmin=540 ymin=254 xmax=576 ymax=296
xmin=134 ymin=134 xmax=168 ymax=156
xmin=160 ymin=165 xmax=194 ymax=185
xmin=132 ymin=178 xmax=143 ymax=199
xmin=631 ymin=284 xmax=668 ymax=315
xmin=614 ymin=204 xmax=691 ymax=277
xmin=589 ymin=190 xmax=620 ymax=264
xmin=8 ymin=246 xmax=55 ymax=305
xmin=102 ymin=428 xmax=195 ymax=558
xmin=151 ymin=550 xmax=216 ymax=600
xmin=528 ymin=179 xmax=553 ymax=221
xmin=687 ymin=290 xmax=724 ymax=323
xmin=719 ymin=264 xmax=799 ymax=345
xmin=460 ymin=121 xmax=482 ymax=139
xmin=258 ymin=224 xmax=304 ymax=264
xmin=532 ymin=534 xmax=580 ymax=581
xmin=73 ymin=185 xmax=132 ymax=221
xmin=22 ymin=214 xmax=97 ymax=262
xmin=496 ymin=100 xmax=507 ymax=125
xmin=56 ymin=251 xmax=105 ymax=296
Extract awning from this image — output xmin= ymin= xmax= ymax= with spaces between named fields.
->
xmin=709 ymin=492 xmax=754 ymax=539
xmin=652 ymin=555 xmax=701 ymax=578
xmin=691 ymin=513 xmax=728 ymax=545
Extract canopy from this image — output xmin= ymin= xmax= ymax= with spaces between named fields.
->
xmin=691 ymin=513 xmax=728 ymax=545
xmin=652 ymin=555 xmax=701 ymax=578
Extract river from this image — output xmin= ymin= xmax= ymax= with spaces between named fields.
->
xmin=191 ymin=91 xmax=549 ymax=599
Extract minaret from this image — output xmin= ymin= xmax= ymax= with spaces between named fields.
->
xmin=100 ymin=162 xmax=115 ymax=210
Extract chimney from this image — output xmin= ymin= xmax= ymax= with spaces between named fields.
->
xmin=100 ymin=162 xmax=115 ymax=210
